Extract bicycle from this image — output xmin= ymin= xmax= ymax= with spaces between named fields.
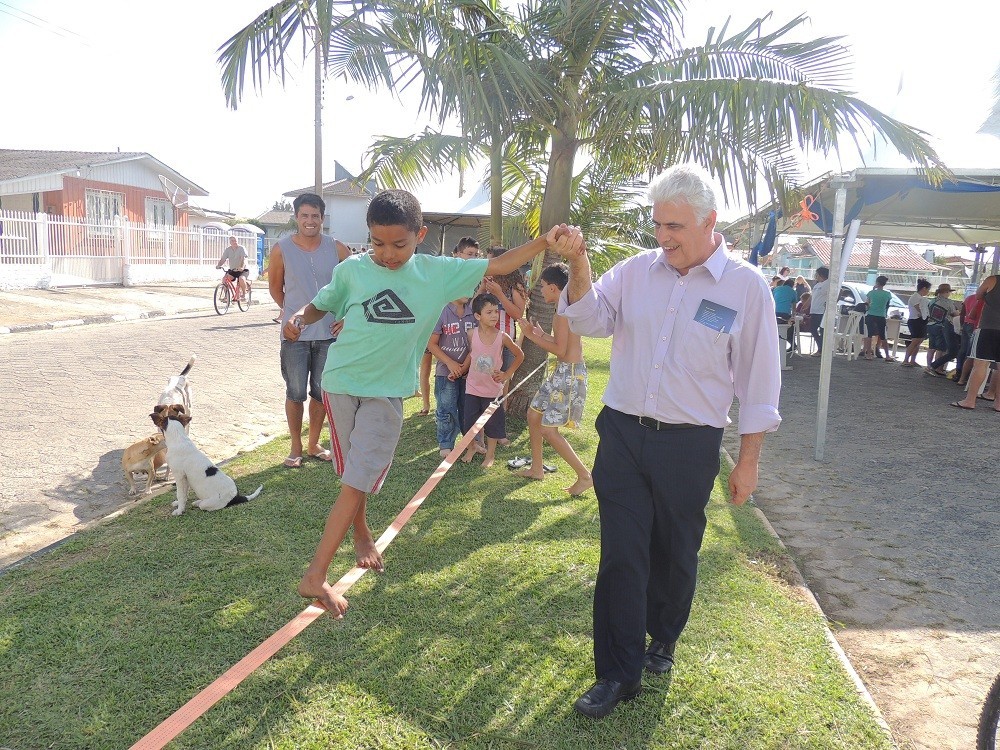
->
xmin=979 ymin=672 xmax=1000 ymax=749
xmin=214 ymin=270 xmax=252 ymax=315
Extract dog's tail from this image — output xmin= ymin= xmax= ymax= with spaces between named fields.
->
xmin=227 ymin=484 xmax=263 ymax=507
xmin=179 ymin=355 xmax=196 ymax=377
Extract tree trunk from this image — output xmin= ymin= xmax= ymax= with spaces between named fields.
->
xmin=489 ymin=141 xmax=504 ymax=247
xmin=507 ymin=120 xmax=578 ymax=417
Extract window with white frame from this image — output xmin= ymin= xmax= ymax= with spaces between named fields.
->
xmin=85 ymin=189 xmax=125 ymax=235
xmin=145 ymin=198 xmax=173 ymax=228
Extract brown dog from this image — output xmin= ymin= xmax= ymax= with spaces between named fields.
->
xmin=122 ymin=433 xmax=168 ymax=496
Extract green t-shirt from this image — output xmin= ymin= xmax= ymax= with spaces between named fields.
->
xmin=312 ymin=253 xmax=489 ymax=397
xmin=866 ymin=288 xmax=891 ymax=318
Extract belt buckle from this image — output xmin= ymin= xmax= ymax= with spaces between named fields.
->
xmin=638 ymin=416 xmax=660 ymax=430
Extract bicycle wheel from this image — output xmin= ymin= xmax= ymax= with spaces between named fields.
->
xmin=213 ymin=283 xmax=231 ymax=315
xmin=978 ymin=672 xmax=1000 ymax=750
xmin=237 ymin=281 xmax=252 ymax=312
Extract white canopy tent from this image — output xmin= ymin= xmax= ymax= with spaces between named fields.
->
xmin=725 ymin=168 xmax=1000 ymax=460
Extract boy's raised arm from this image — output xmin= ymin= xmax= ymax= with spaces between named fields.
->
xmin=485 ymin=225 xmax=581 ymax=277
xmin=485 ymin=236 xmax=546 ymax=277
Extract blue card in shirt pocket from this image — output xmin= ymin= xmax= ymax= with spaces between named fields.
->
xmin=693 ymin=299 xmax=738 ymax=334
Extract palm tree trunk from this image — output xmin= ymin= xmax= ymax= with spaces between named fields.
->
xmin=507 ymin=121 xmax=578 ymax=417
xmin=489 ymin=141 xmax=504 ymax=247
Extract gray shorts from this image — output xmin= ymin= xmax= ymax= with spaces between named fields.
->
xmin=322 ymin=393 xmax=403 ymax=494
xmin=529 ymin=361 xmax=588 ymax=428
xmin=280 ymin=339 xmax=332 ymax=403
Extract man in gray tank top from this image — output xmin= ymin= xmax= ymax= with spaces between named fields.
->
xmin=268 ymin=193 xmax=351 ymax=465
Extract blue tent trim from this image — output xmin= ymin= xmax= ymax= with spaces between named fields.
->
xmin=749 ymin=210 xmax=777 ymax=266
xmin=809 ymin=177 xmax=1000 ymax=233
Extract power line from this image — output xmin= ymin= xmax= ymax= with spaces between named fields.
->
xmin=0 ymin=1 xmax=89 ymax=46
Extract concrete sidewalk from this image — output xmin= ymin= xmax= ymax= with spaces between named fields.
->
xmin=0 ymin=280 xmax=275 ymax=333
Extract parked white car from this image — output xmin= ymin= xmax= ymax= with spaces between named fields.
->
xmin=835 ymin=282 xmax=911 ymax=338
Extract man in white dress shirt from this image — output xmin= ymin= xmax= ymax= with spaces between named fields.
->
xmin=555 ymin=164 xmax=783 ymax=719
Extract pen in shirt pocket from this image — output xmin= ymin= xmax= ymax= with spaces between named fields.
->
xmin=715 ymin=326 xmax=726 ymax=343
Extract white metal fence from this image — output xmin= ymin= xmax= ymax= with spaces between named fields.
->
xmin=0 ymin=210 xmax=256 ymax=289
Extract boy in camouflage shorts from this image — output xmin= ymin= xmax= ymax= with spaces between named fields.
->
xmin=515 ymin=263 xmax=592 ymax=496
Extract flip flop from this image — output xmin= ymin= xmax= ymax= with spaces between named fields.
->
xmin=977 ymin=395 xmax=996 ymax=401
xmin=949 ymin=402 xmax=975 ymax=410
xmin=308 ymin=449 xmax=332 ymax=462
xmin=283 ymin=455 xmax=304 ymax=468
xmin=506 ymin=457 xmax=557 ymax=472
xmin=417 ymin=409 xmax=430 ymax=416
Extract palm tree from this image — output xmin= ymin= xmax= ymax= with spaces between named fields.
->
xmin=219 ymin=0 xmax=946 ymax=413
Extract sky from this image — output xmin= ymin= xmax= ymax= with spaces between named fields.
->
xmin=3 ymin=0 xmax=1000 ymax=223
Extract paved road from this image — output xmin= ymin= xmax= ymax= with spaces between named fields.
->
xmin=723 ymin=352 xmax=1000 ymax=750
xmin=0 ymin=306 xmax=289 ymax=568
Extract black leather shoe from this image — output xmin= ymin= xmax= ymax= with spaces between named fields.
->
xmin=643 ymin=640 xmax=676 ymax=674
xmin=573 ymin=678 xmax=641 ymax=719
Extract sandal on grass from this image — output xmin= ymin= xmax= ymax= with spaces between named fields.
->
xmin=283 ymin=456 xmax=304 ymax=468
xmin=308 ymin=449 xmax=332 ymax=461
xmin=506 ymin=456 xmax=557 ymax=473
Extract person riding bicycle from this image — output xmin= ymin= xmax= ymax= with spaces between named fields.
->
xmin=216 ymin=235 xmax=250 ymax=300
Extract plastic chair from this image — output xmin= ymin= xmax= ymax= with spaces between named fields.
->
xmin=833 ymin=312 xmax=864 ymax=360
xmin=885 ymin=317 xmax=902 ymax=358
xmin=794 ymin=316 xmax=813 ymax=355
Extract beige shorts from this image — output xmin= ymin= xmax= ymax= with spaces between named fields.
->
xmin=322 ymin=393 xmax=403 ymax=493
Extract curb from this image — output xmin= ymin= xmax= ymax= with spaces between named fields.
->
xmin=1 ymin=300 xmax=261 ymax=335
xmin=0 ymin=427 xmax=281 ymax=578
xmin=720 ymin=447 xmax=897 ymax=748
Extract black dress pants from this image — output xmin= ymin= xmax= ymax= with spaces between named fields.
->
xmin=591 ymin=406 xmax=723 ymax=683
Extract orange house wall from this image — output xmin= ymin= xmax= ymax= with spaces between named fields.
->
xmin=57 ymin=176 xmax=190 ymax=227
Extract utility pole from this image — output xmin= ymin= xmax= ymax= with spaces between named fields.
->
xmin=314 ymin=27 xmax=323 ymax=198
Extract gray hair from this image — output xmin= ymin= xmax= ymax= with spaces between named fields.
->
xmin=648 ymin=164 xmax=718 ymax=223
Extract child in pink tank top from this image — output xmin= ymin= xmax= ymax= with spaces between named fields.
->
xmin=461 ymin=293 xmax=523 ymax=468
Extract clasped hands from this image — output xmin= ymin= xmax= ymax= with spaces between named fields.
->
xmin=545 ymin=224 xmax=587 ymax=259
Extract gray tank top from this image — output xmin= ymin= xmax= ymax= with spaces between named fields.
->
xmin=277 ymin=234 xmax=340 ymax=342
xmin=979 ymin=276 xmax=1000 ymax=331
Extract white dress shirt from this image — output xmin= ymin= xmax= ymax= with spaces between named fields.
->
xmin=558 ymin=239 xmax=782 ymax=435
xmin=810 ymin=279 xmax=830 ymax=315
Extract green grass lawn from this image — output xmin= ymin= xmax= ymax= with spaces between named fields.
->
xmin=0 ymin=338 xmax=892 ymax=749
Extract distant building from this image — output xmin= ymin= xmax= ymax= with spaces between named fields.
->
xmin=767 ymin=237 xmax=954 ymax=291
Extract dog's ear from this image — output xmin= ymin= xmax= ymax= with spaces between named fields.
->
xmin=150 ymin=411 xmax=165 ymax=429
xmin=176 ymin=412 xmax=192 ymax=427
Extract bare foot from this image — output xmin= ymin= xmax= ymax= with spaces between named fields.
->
xmin=482 ymin=456 xmax=494 ymax=468
xmin=439 ymin=448 xmax=451 ymax=458
xmin=515 ymin=467 xmax=545 ymax=481
xmin=461 ymin=450 xmax=475 ymax=463
xmin=354 ymin=534 xmax=384 ymax=572
xmin=565 ymin=476 xmax=594 ymax=497
xmin=298 ymin=577 xmax=347 ymax=619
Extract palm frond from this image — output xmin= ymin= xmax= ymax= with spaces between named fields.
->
xmin=356 ymin=129 xmax=483 ymax=191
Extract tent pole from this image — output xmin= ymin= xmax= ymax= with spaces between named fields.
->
xmin=815 ymin=176 xmax=852 ymax=461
